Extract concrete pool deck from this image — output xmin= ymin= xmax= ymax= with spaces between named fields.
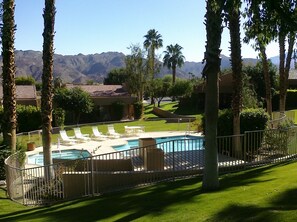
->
xmin=25 ymin=131 xmax=202 ymax=168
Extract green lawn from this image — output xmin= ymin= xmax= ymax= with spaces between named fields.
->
xmin=1 ymin=161 xmax=297 ymax=221
xmin=17 ymin=102 xmax=202 ymax=148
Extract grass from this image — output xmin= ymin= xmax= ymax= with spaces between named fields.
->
xmin=4 ymin=104 xmax=297 ymax=221
xmin=1 ymin=161 xmax=297 ymax=221
xmin=17 ymin=102 xmax=203 ymax=148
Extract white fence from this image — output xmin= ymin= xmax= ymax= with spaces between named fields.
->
xmin=5 ymin=126 xmax=297 ymax=206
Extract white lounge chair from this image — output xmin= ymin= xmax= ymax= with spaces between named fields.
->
xmin=59 ymin=130 xmax=77 ymax=145
xmin=107 ymin=124 xmax=121 ymax=138
xmin=73 ymin=127 xmax=91 ymax=141
xmin=91 ymin=126 xmax=108 ymax=140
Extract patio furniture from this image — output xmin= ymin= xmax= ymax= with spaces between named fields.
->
xmin=73 ymin=127 xmax=91 ymax=141
xmin=92 ymin=126 xmax=108 ymax=140
xmin=107 ymin=124 xmax=121 ymax=138
xmin=59 ymin=130 xmax=77 ymax=145
xmin=124 ymin=126 xmax=145 ymax=136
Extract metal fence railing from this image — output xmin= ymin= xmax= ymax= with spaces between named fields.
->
xmin=5 ymin=126 xmax=297 ymax=206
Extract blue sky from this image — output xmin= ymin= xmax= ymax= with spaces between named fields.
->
xmin=14 ymin=0 xmax=278 ymax=62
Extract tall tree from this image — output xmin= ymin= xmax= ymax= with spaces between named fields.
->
xmin=41 ymin=0 xmax=55 ymax=171
xmin=276 ymin=0 xmax=296 ymax=114
xmin=54 ymin=87 xmax=93 ymax=124
xmin=202 ymin=0 xmax=225 ymax=191
xmin=244 ymin=0 xmax=274 ymax=117
xmin=104 ymin=68 xmax=128 ymax=85
xmin=245 ymin=0 xmax=297 ymax=116
xmin=163 ymin=44 xmax=185 ymax=85
xmin=143 ymin=29 xmax=163 ymax=104
xmin=1 ymin=0 xmax=17 ymax=153
xmin=226 ymin=0 xmax=243 ymax=156
xmin=125 ymin=44 xmax=146 ymax=103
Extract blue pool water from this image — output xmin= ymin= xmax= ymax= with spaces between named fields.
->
xmin=113 ymin=135 xmax=204 ymax=152
xmin=27 ymin=149 xmax=91 ymax=165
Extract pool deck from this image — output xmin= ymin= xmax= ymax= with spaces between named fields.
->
xmin=25 ymin=131 xmax=202 ymax=168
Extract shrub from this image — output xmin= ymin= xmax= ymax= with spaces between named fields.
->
xmin=0 ymin=105 xmax=42 ymax=133
xmin=217 ymin=109 xmax=233 ymax=136
xmin=15 ymin=76 xmax=36 ymax=85
xmin=17 ymin=105 xmax=42 ymax=132
xmin=202 ymin=108 xmax=269 ymax=136
xmin=0 ymin=144 xmax=10 ymax=180
xmin=53 ymin=108 xmax=65 ymax=128
xmin=0 ymin=141 xmax=27 ymax=180
xmin=264 ymin=119 xmax=295 ymax=154
xmin=272 ymin=90 xmax=297 ymax=111
xmin=111 ymin=101 xmax=124 ymax=120
xmin=133 ymin=102 xmax=143 ymax=119
xmin=240 ymin=108 xmax=269 ymax=133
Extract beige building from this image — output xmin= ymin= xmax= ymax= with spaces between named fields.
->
xmin=65 ymin=84 xmax=137 ymax=120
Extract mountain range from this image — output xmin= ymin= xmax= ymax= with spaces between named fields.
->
xmin=0 ymin=50 xmax=261 ymax=84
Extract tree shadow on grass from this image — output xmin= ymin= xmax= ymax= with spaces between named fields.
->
xmin=218 ymin=162 xmax=293 ymax=191
xmin=0 ymin=177 xmax=202 ymax=222
xmin=0 ymin=162 xmax=295 ymax=222
xmin=209 ymin=188 xmax=297 ymax=222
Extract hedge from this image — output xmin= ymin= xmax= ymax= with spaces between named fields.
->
xmin=0 ymin=105 xmax=42 ymax=133
xmin=202 ymin=108 xmax=269 ymax=136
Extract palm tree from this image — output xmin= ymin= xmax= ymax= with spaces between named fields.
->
xmin=41 ymin=0 xmax=55 ymax=175
xmin=163 ymin=44 xmax=185 ymax=85
xmin=227 ymin=0 xmax=243 ymax=156
xmin=143 ymin=29 xmax=163 ymax=104
xmin=202 ymin=0 xmax=225 ymax=191
xmin=1 ymin=0 xmax=17 ymax=153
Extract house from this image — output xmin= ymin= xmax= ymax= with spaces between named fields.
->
xmin=65 ymin=84 xmax=137 ymax=120
xmin=288 ymin=69 xmax=297 ymax=89
xmin=0 ymin=85 xmax=38 ymax=106
xmin=195 ymin=73 xmax=233 ymax=109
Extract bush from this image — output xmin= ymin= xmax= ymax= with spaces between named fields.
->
xmin=53 ymin=108 xmax=65 ymax=128
xmin=202 ymin=108 xmax=269 ymax=136
xmin=17 ymin=105 xmax=42 ymax=132
xmin=217 ymin=109 xmax=233 ymax=136
xmin=264 ymin=119 xmax=295 ymax=154
xmin=111 ymin=101 xmax=124 ymax=120
xmin=0 ymin=141 xmax=27 ymax=180
xmin=240 ymin=108 xmax=269 ymax=133
xmin=0 ymin=145 xmax=10 ymax=180
xmin=0 ymin=105 xmax=42 ymax=133
xmin=15 ymin=76 xmax=36 ymax=85
xmin=133 ymin=102 xmax=143 ymax=119
xmin=272 ymin=90 xmax=297 ymax=111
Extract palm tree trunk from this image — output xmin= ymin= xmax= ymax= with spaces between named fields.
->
xmin=172 ymin=66 xmax=177 ymax=101
xmin=202 ymin=0 xmax=224 ymax=191
xmin=150 ymin=47 xmax=155 ymax=105
xmin=41 ymin=0 xmax=55 ymax=178
xmin=1 ymin=0 xmax=17 ymax=153
xmin=229 ymin=0 xmax=242 ymax=157
xmin=172 ymin=66 xmax=176 ymax=85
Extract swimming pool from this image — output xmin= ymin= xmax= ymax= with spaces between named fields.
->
xmin=112 ymin=135 xmax=204 ymax=152
xmin=27 ymin=149 xmax=91 ymax=165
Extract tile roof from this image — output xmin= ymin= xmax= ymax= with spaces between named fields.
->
xmin=65 ymin=84 xmax=131 ymax=97
xmin=0 ymin=85 xmax=37 ymax=99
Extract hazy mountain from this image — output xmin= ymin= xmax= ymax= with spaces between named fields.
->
xmin=0 ymin=50 xmax=260 ymax=84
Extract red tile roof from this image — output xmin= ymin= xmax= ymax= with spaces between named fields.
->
xmin=65 ymin=84 xmax=131 ymax=97
xmin=0 ymin=85 xmax=37 ymax=99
